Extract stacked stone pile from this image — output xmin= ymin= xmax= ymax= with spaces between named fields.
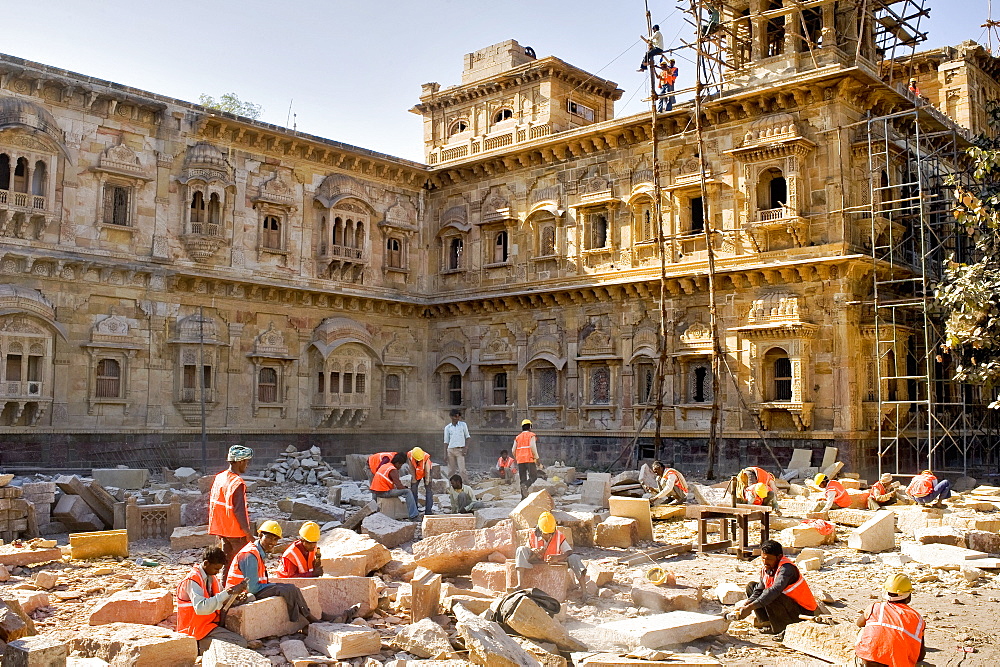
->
xmin=262 ymin=446 xmax=345 ymax=485
xmin=0 ymin=475 xmax=30 ymax=542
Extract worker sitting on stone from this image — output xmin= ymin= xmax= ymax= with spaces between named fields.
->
xmin=868 ymin=473 xmax=900 ymax=510
xmin=813 ymin=473 xmax=854 ymax=512
xmin=227 ymin=521 xmax=320 ymax=625
xmin=448 ymin=474 xmax=484 ymax=513
xmin=370 ymin=452 xmax=419 ymax=520
xmin=730 ymin=539 xmax=816 ymax=637
xmin=855 ymin=574 xmax=926 ymax=667
xmin=367 ymin=451 xmax=397 ymax=479
xmin=276 ymin=521 xmax=323 ymax=578
xmin=906 ymin=469 xmax=951 ymax=508
xmin=495 ymin=449 xmax=517 ymax=483
xmin=176 ymin=546 xmax=248 ymax=652
xmin=738 ymin=466 xmax=780 ymax=512
xmin=514 ymin=511 xmax=586 ymax=592
xmin=639 ymin=460 xmax=665 ymax=494
xmin=651 ymin=465 xmax=689 ymax=506
xmin=407 ymin=446 xmax=434 ymax=515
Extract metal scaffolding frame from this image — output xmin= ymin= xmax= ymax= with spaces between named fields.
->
xmin=865 ymin=108 xmax=1000 ymax=476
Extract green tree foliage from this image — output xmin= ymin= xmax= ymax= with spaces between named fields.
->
xmin=937 ymin=100 xmax=1000 ymax=405
xmin=198 ymin=93 xmax=263 ymax=120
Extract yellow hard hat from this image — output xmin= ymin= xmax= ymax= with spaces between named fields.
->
xmin=258 ymin=520 xmax=283 ymax=538
xmin=537 ymin=511 xmax=556 ymax=533
xmin=754 ymin=482 xmax=769 ymax=499
xmin=884 ymin=573 xmax=912 ymax=596
xmin=410 ymin=447 xmax=426 ymax=462
xmin=521 ymin=419 xmax=532 ymax=426
xmin=814 ymin=473 xmax=827 ymax=487
xmin=299 ymin=521 xmax=321 ymax=543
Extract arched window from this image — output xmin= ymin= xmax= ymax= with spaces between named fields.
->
xmin=765 ymin=350 xmax=792 ymax=401
xmin=257 ymin=367 xmax=278 ymax=403
xmin=386 ymin=237 xmax=403 ymax=268
xmin=448 ymin=373 xmax=463 ymax=406
xmin=262 ymin=215 xmax=282 ymax=249
xmin=493 ymin=230 xmax=509 ymax=264
xmin=493 ymin=372 xmax=508 ymax=405
xmin=31 ymin=161 xmax=46 ymax=196
xmin=494 ymin=108 xmax=514 ymax=123
xmin=385 ymin=373 xmax=401 ymax=406
xmin=449 ymin=120 xmax=469 ymax=136
xmin=190 ymin=191 xmax=206 ymax=226
xmin=12 ymin=158 xmax=28 ymax=193
xmin=757 ymin=167 xmax=787 ymax=211
xmin=531 ymin=365 xmax=559 ymax=405
xmin=354 ymin=221 xmax=364 ymax=249
xmin=540 ymin=225 xmax=556 ymax=256
xmin=95 ymin=359 xmax=121 ymax=399
xmin=207 ymin=193 xmax=222 ymax=231
xmin=636 ymin=360 xmax=655 ymax=404
xmin=590 ymin=365 xmax=611 ymax=404
xmin=0 ymin=154 xmax=9 ymax=190
xmin=448 ymin=237 xmax=464 ymax=270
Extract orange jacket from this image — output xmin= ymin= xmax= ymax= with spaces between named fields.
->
xmin=276 ymin=540 xmax=316 ymax=578
xmin=855 ymin=601 xmax=925 ymax=667
xmin=407 ymin=453 xmax=430 ymax=481
xmin=906 ymin=473 xmax=936 ymax=498
xmin=748 ymin=467 xmax=773 ymax=487
xmin=497 ymin=456 xmax=516 ymax=470
xmin=208 ymin=470 xmax=249 ymax=538
xmin=175 ymin=566 xmax=220 ymax=640
xmin=529 ymin=528 xmax=567 ymax=561
xmin=226 ymin=541 xmax=268 ymax=588
xmin=663 ymin=468 xmax=688 ymax=493
xmin=371 ymin=462 xmax=396 ymax=493
xmin=368 ymin=452 xmax=394 ymax=475
xmin=826 ymin=480 xmax=851 ymax=507
xmin=760 ymin=556 xmax=817 ymax=611
xmin=514 ymin=431 xmax=537 ymax=464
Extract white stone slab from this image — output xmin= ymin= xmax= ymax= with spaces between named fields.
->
xmin=596 ymin=611 xmax=730 ymax=649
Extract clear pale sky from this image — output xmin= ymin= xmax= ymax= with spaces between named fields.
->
xmin=4 ymin=0 xmax=987 ymax=162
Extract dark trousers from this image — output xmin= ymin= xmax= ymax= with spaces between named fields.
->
xmin=411 ymin=478 xmax=434 ymax=515
xmin=640 ymin=47 xmax=665 ymax=70
xmin=518 ymin=462 xmax=538 ymax=498
xmin=218 ymin=535 xmax=250 ymax=586
xmin=256 ymin=583 xmax=313 ymax=622
xmin=745 ymin=582 xmax=812 ymax=633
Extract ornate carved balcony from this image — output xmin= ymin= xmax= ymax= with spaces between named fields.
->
xmin=180 ymin=227 xmax=229 ymax=262
xmin=745 ymin=205 xmax=807 ymax=249
xmin=317 ymin=243 xmax=367 ymax=282
xmin=0 ymin=189 xmax=50 ymax=239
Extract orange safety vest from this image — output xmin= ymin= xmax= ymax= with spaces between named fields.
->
xmin=370 ymin=462 xmax=396 ymax=493
xmin=208 ymin=470 xmax=249 ymax=538
xmin=855 ymin=601 xmax=925 ymax=667
xmin=529 ymin=529 xmax=567 ymax=561
xmin=497 ymin=456 xmax=515 ymax=470
xmin=368 ymin=452 xmax=394 ymax=475
xmin=761 ymin=556 xmax=817 ymax=612
xmin=663 ymin=468 xmax=688 ymax=493
xmin=407 ymin=453 xmax=430 ymax=481
xmin=276 ymin=540 xmax=316 ymax=578
xmin=748 ymin=467 xmax=773 ymax=487
xmin=906 ymin=473 xmax=936 ymax=498
xmin=871 ymin=480 xmax=888 ymax=496
xmin=826 ymin=480 xmax=852 ymax=508
xmin=176 ymin=566 xmax=221 ymax=640
xmin=226 ymin=541 xmax=268 ymax=588
xmin=514 ymin=431 xmax=536 ymax=464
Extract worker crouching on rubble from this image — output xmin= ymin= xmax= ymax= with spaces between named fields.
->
xmin=176 ymin=546 xmax=248 ymax=652
xmin=855 ymin=574 xmax=926 ymax=667
xmin=227 ymin=521 xmax=320 ymax=624
xmin=730 ymin=539 xmax=816 ymax=637
xmin=738 ymin=466 xmax=780 ymax=512
xmin=813 ymin=473 xmax=855 ymax=512
xmin=513 ymin=511 xmax=587 ymax=591
xmin=868 ymin=473 xmax=900 ymax=509
xmin=906 ymin=469 xmax=951 ymax=508
xmin=276 ymin=521 xmax=323 ymax=578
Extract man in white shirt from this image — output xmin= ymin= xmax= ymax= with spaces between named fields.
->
xmin=638 ymin=25 xmax=665 ymax=72
xmin=444 ymin=409 xmax=471 ymax=479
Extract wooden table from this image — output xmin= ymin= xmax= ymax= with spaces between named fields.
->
xmin=685 ymin=504 xmax=772 ymax=560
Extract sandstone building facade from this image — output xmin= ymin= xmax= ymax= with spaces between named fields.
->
xmin=0 ymin=7 xmax=996 ymax=473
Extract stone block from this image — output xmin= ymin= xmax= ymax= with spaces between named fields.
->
xmin=322 ymin=554 xmax=368 ymax=577
xmin=305 ymin=623 xmax=380 ymax=660
xmin=471 ymin=562 xmax=508 ymax=592
xmin=70 ymin=530 xmax=128 ymax=560
xmin=889 ymin=506 xmax=943 ymax=535
xmin=279 ymin=639 xmax=310 ymax=662
xmin=5 ymin=592 xmax=48 ymax=615
xmin=510 ymin=491 xmax=555 ymax=533
xmin=595 ymin=516 xmax=637 ymax=548
xmin=1 ymin=635 xmax=70 ymax=667
xmin=799 ymin=557 xmax=822 ymax=571
xmin=289 ymin=499 xmax=344 ymax=523
xmin=410 ymin=566 xmax=442 ymax=622
xmin=596 ymin=611 xmax=729 ymax=649
xmin=453 ymin=603 xmax=540 ymax=667
xmin=586 ymin=563 xmax=614 ymax=587
xmin=224 ymin=585 xmax=320 ymax=639
xmin=88 ymin=589 xmax=174 ymax=626
xmin=169 ymin=525 xmax=215 ymax=551
xmin=945 ymin=515 xmax=1000 ymax=533
xmin=475 ymin=508 xmax=512 ymax=529
xmin=915 ymin=526 xmax=966 ymax=547
xmin=965 ymin=530 xmax=1000 ymax=554
xmin=878 ymin=552 xmax=913 ymax=567
xmin=201 ymin=639 xmax=270 ymax=667
xmin=392 ymin=618 xmax=458 ymax=659
xmin=847 ymin=511 xmax=896 ymax=553
xmin=92 ymin=470 xmax=149 ymax=490
xmin=503 ymin=596 xmax=586 ymax=652
xmin=827 ymin=509 xmax=872 ymax=527
xmin=376 ymin=496 xmax=410 ymax=520
xmin=552 ymin=511 xmax=597 ymax=547
xmin=0 ymin=548 xmax=61 ymax=569
xmin=630 ymin=583 xmax=701 ymax=613
xmin=71 ymin=622 xmax=197 ymax=667
xmin=53 ymin=495 xmax=103 ymax=530
xmin=0 ymin=474 xmax=12 ymax=488
xmin=413 ymin=521 xmax=515 ymax=575
xmin=781 ymin=620 xmax=857 ymax=664
xmin=445 ymin=594 xmax=494 ymax=615
xmin=0 ymin=602 xmax=28 ymax=642
xmin=608 ymin=498 xmax=652 ymax=542
xmin=505 ymin=562 xmax=569 ymax=601
xmin=779 ymin=524 xmax=834 ymax=548
xmin=279 ymin=577 xmax=377 ymax=618
xmin=581 ymin=473 xmax=612 ymax=508
xmin=361 ymin=513 xmax=416 ymax=548
xmin=346 ymin=454 xmax=370 ymax=481
xmin=422 ymin=514 xmax=476 ymax=537
xmin=318 ymin=528 xmax=391 ymax=574
xmin=901 ymin=542 xmax=989 ymax=567
xmin=33 ymin=572 xmax=58 ymax=590
xmin=715 ymin=581 xmax=745 ymax=605
xmin=577 ymin=654 xmax=720 ymax=666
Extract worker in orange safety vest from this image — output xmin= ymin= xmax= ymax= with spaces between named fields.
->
xmin=514 ymin=419 xmax=540 ymax=500
xmin=208 ymin=444 xmax=255 ymax=584
xmin=906 ymin=470 xmax=951 ymax=508
xmin=407 ymin=447 xmax=434 ymax=515
xmin=855 ymin=573 xmax=926 ymax=667
xmin=513 ymin=511 xmax=586 ymax=590
xmin=276 ymin=521 xmax=323 ymax=578
xmin=730 ymin=539 xmax=817 ymax=635
xmin=738 ymin=466 xmax=780 ymax=512
xmin=175 ymin=546 xmax=247 ymax=652
xmin=370 ymin=452 xmax=419 ymax=520
xmin=814 ymin=473 xmax=857 ymax=512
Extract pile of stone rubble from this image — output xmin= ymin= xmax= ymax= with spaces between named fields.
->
xmin=261 ymin=446 xmax=344 ymax=486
